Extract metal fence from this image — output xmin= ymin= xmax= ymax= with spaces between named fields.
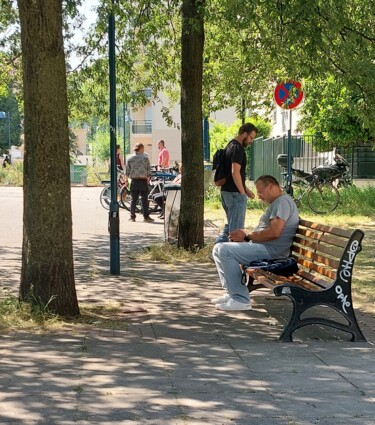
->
xmin=248 ymin=135 xmax=375 ymax=180
xmin=70 ymin=164 xmax=87 ymax=185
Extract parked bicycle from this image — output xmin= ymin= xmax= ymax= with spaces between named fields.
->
xmin=119 ymin=169 xmax=177 ymax=213
xmin=277 ymin=153 xmax=352 ymax=214
xmin=97 ymin=168 xmax=129 ymax=210
xmin=98 ymin=166 xmax=178 ymax=212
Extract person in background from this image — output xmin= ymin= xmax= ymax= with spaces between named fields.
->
xmin=212 ymin=175 xmax=299 ymax=311
xmin=157 ymin=140 xmax=169 ymax=170
xmin=215 ymin=123 xmax=257 ymax=244
xmin=116 ymin=144 xmax=124 ymax=171
xmin=125 ymin=143 xmax=154 ymax=222
xmin=2 ymin=155 xmax=11 ymax=168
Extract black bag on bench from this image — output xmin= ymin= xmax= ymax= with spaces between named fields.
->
xmin=241 ymin=257 xmax=298 ymax=285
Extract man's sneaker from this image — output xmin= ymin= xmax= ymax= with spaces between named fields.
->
xmin=211 ymin=293 xmax=230 ymax=304
xmin=143 ymin=216 xmax=154 ymax=222
xmin=129 ymin=217 xmax=135 ymax=222
xmin=214 ymin=234 xmax=229 ymax=244
xmin=216 ymin=297 xmax=251 ymax=311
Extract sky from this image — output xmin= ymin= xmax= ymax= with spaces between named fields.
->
xmin=69 ymin=0 xmax=100 ymax=68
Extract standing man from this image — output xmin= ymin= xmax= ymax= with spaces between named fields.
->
xmin=125 ymin=143 xmax=154 ymax=222
xmin=212 ymin=175 xmax=299 ymax=311
xmin=215 ymin=122 xmax=257 ymax=243
xmin=157 ymin=139 xmax=169 ymax=170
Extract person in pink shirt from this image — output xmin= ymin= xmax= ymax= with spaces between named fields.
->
xmin=157 ymin=140 xmax=170 ymax=170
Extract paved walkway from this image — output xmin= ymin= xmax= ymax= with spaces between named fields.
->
xmin=0 ymin=187 xmax=374 ymax=425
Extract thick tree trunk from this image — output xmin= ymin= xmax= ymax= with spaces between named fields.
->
xmin=18 ymin=0 xmax=79 ymax=316
xmin=179 ymin=0 xmax=205 ymax=249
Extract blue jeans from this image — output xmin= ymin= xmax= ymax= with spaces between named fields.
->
xmin=215 ymin=191 xmax=248 ymax=243
xmin=212 ymin=242 xmax=272 ymax=303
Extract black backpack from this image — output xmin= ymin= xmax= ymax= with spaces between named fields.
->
xmin=212 ymin=143 xmax=230 ymax=186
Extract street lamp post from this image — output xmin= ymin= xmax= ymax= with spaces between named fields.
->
xmin=0 ymin=111 xmax=11 ymax=163
xmin=108 ymin=1 xmax=120 ymax=275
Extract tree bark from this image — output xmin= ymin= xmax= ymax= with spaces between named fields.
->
xmin=18 ymin=0 xmax=79 ymax=316
xmin=179 ymin=0 xmax=205 ymax=249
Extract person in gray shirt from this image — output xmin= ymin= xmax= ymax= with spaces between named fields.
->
xmin=125 ymin=143 xmax=154 ymax=222
xmin=211 ymin=175 xmax=299 ymax=311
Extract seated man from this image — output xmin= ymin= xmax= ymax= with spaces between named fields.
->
xmin=212 ymin=175 xmax=299 ymax=311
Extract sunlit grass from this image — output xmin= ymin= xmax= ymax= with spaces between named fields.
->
xmin=0 ymin=294 xmax=129 ymax=332
xmin=138 ymin=241 xmax=214 ymax=263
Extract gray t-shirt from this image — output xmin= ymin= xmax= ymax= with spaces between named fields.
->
xmin=254 ymin=194 xmax=299 ymax=258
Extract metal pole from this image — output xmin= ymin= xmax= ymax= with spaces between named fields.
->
xmin=108 ymin=0 xmax=120 ymax=274
xmin=7 ymin=112 xmax=11 ymax=163
xmin=122 ymin=103 xmax=128 ymax=165
xmin=203 ymin=117 xmax=209 ymax=161
xmin=286 ymin=109 xmax=293 ymax=195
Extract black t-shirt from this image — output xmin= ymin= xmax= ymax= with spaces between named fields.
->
xmin=221 ymin=139 xmax=246 ymax=192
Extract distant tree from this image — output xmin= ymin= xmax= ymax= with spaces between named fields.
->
xmin=89 ymin=128 xmax=111 ymax=164
xmin=209 ymin=116 xmax=272 ymax=155
xmin=17 ymin=0 xmax=79 ymax=316
xmin=297 ymin=76 xmax=373 ymax=146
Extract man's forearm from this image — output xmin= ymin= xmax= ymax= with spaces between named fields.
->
xmin=247 ymin=227 xmax=279 ymax=242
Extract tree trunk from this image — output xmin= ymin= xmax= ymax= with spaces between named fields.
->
xmin=179 ymin=0 xmax=205 ymax=250
xmin=18 ymin=0 xmax=79 ymax=316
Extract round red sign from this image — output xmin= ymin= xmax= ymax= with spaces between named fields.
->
xmin=274 ymin=81 xmax=304 ymax=109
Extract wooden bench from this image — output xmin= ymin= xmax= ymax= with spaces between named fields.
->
xmin=244 ymin=219 xmax=366 ymax=342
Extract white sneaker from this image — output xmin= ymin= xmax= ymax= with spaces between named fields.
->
xmin=211 ymin=293 xmax=231 ymax=304
xmin=216 ymin=297 xmax=251 ymax=311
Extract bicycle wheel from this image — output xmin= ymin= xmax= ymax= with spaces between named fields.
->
xmin=119 ymin=186 xmax=141 ymax=212
xmin=100 ymin=185 xmax=111 ymax=210
xmin=307 ymin=182 xmax=340 ymax=214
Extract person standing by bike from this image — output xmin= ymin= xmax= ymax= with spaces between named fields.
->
xmin=215 ymin=123 xmax=257 ymax=243
xmin=157 ymin=140 xmax=169 ymax=170
xmin=125 ymin=143 xmax=154 ymax=222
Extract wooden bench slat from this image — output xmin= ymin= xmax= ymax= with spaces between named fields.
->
xmin=296 ymin=228 xmax=322 ymax=240
xmin=299 ymin=219 xmax=354 ymax=238
xmin=296 ymin=227 xmax=348 ymax=249
xmin=319 ymin=233 xmax=348 ymax=248
xmin=248 ymin=269 xmax=323 ymax=291
xmin=292 ymin=237 xmax=344 ymax=260
xmin=296 ymin=270 xmax=333 ymax=289
xmin=292 ymin=246 xmax=340 ymax=269
xmin=312 ymin=243 xmax=345 ymax=259
xmin=297 ymin=258 xmax=337 ymax=280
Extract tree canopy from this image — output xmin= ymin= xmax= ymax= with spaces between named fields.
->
xmin=63 ymin=0 xmax=375 ymax=145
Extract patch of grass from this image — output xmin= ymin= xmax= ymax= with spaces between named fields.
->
xmin=0 ymin=293 xmax=61 ymax=331
xmin=0 ymin=293 xmax=129 ymax=332
xmin=0 ymin=162 xmax=23 ymax=186
xmin=138 ymin=241 xmax=214 ymax=264
xmin=291 ymin=184 xmax=375 ymax=218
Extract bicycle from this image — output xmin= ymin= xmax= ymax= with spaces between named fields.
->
xmin=97 ymin=168 xmax=129 ymax=211
xmin=277 ymin=153 xmax=351 ymax=214
xmin=120 ymin=170 xmax=177 ymax=213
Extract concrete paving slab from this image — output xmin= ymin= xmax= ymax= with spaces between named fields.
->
xmin=174 ymin=391 xmax=283 ymax=420
xmin=0 ymin=394 xmax=78 ymax=423
xmin=78 ymin=392 xmax=182 ymax=422
xmin=275 ymin=392 xmax=375 ymax=420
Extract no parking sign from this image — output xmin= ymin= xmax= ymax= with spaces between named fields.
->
xmin=274 ymin=81 xmax=304 ymax=109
